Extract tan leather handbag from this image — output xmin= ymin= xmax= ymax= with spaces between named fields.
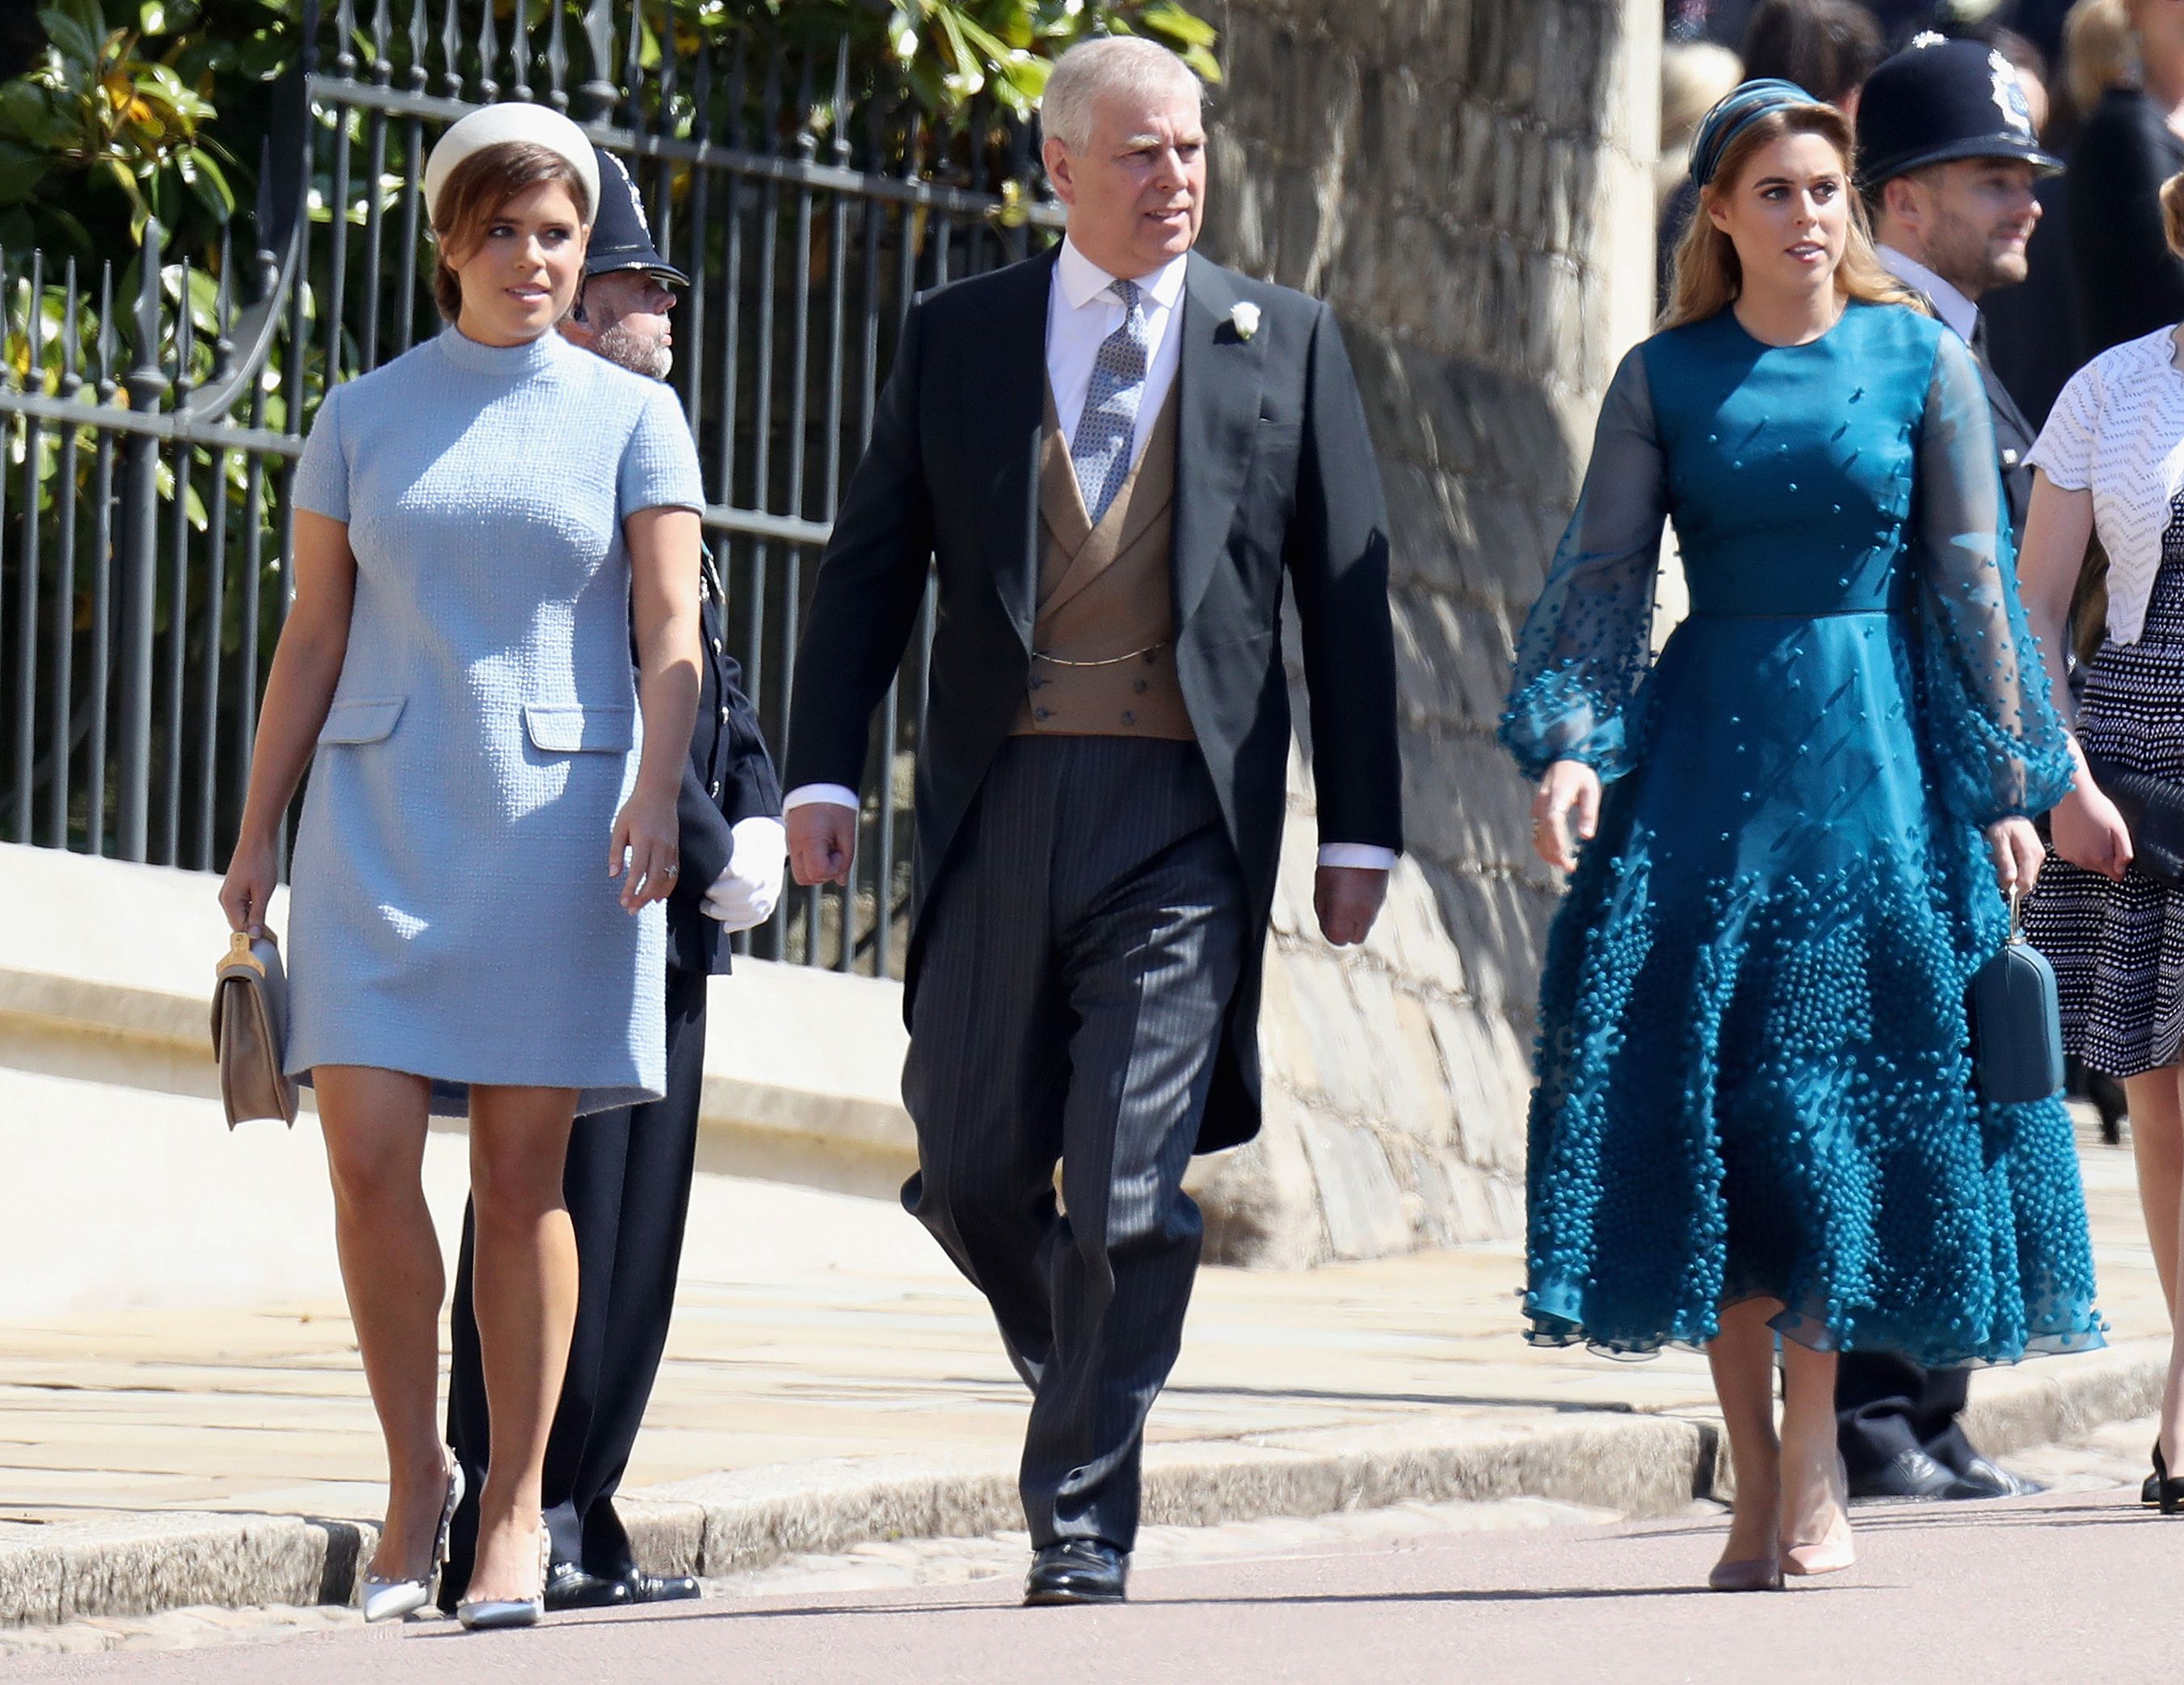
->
xmin=210 ymin=929 xmax=298 ymax=1127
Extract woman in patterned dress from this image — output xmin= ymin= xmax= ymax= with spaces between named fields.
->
xmin=2020 ymin=170 xmax=2184 ymax=1514
xmin=1507 ymin=81 xmax=2102 ymax=1592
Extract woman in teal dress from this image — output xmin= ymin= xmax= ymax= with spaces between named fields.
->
xmin=1502 ymin=82 xmax=2102 ymax=1590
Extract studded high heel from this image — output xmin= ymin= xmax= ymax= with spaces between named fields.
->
xmin=456 ymin=1514 xmax=550 ymax=1630
xmin=360 ymin=1452 xmax=464 ymax=1624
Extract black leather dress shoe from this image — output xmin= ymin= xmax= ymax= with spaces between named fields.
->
xmin=1946 ymin=1456 xmax=2043 ymax=1501
xmin=542 ymin=1563 xmax=633 ymax=1612
xmin=1846 ymin=1448 xmax=1967 ymax=1502
xmin=622 ymin=1572 xmax=701 ymax=1603
xmin=1024 ymin=1540 xmax=1128 ymax=1606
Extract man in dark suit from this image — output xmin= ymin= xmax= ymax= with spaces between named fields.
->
xmin=440 ymin=147 xmax=785 ymax=1611
xmin=783 ymin=37 xmax=1402 ymax=1606
xmin=1848 ymin=33 xmax=2056 ymax=1506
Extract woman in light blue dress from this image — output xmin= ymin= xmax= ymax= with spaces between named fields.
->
xmin=1503 ymin=82 xmax=2102 ymax=1591
xmin=219 ymin=107 xmax=703 ymax=1628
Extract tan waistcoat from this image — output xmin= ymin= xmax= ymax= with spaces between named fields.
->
xmin=1010 ymin=385 xmax=1194 ymax=741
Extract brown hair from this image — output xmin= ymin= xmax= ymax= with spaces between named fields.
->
xmin=1740 ymin=0 xmax=1883 ymax=107
xmin=2162 ymin=171 xmax=2184 ymax=259
xmin=429 ymin=141 xmax=591 ymax=322
xmin=1661 ymin=103 xmax=1921 ymax=331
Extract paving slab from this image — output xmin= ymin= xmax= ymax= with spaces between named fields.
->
xmin=0 ymin=1055 xmax=2169 ymax=1626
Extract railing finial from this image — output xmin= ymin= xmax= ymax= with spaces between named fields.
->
xmin=126 ymin=219 xmax=164 ymax=407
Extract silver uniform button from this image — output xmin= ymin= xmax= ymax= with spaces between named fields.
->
xmin=710 ymin=780 xmax=722 ymax=799
xmin=2001 ymin=449 xmax=2020 ymax=466
xmin=717 ymin=705 xmax=730 ymax=722
xmin=712 ymin=637 xmax=725 ymax=655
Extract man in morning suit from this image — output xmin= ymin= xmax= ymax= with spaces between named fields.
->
xmin=440 ymin=146 xmax=787 ymax=1611
xmin=1846 ymin=32 xmax=2054 ymax=1506
xmin=783 ymin=38 xmax=1403 ymax=1606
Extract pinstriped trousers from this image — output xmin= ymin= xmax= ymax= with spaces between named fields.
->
xmin=902 ymin=735 xmax=1247 ymax=1551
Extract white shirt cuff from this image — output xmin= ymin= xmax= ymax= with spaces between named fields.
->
xmin=783 ymin=783 xmax=860 ymax=813
xmin=1317 ymin=844 xmax=1398 ymax=870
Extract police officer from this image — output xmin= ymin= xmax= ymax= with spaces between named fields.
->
xmin=1845 ymin=32 xmax=2056 ymax=1506
xmin=1859 ymin=32 xmax=2060 ymax=533
xmin=440 ymin=147 xmax=786 ymax=1611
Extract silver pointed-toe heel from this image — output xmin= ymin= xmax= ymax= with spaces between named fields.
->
xmin=360 ymin=1453 xmax=465 ymax=1624
xmin=456 ymin=1515 xmax=549 ymax=1631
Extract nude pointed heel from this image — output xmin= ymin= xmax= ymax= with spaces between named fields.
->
xmin=1782 ymin=1451 xmax=1856 ymax=1578
xmin=1782 ymin=1537 xmax=1857 ymax=1576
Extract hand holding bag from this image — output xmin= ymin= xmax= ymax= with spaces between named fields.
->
xmin=2083 ymin=752 xmax=2184 ymax=886
xmin=210 ymin=929 xmax=298 ymax=1127
xmin=1968 ymin=887 xmax=2065 ymax=1107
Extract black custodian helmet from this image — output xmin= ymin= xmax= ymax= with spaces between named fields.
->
xmin=1854 ymin=33 xmax=2060 ymax=190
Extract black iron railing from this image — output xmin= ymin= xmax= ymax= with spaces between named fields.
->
xmin=0 ymin=0 xmax=1062 ymax=978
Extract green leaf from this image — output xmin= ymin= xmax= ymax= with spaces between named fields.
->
xmin=140 ymin=0 xmax=167 ymax=33
xmin=1181 ymin=43 xmax=1221 ymax=83
xmin=933 ymin=8 xmax=983 ymax=95
xmin=1140 ymin=2 xmax=1218 ymax=48
xmin=0 ymin=138 xmax=49 ymax=202
xmin=99 ymin=154 xmax=141 ymax=203
xmin=178 ymin=143 xmax=232 ymax=217
xmin=36 ymin=6 xmax=103 ymax=70
xmin=0 ymin=82 xmax=74 ymax=150
xmin=996 ymin=53 xmax=1050 ymax=99
xmin=139 ymin=60 xmax=214 ymax=120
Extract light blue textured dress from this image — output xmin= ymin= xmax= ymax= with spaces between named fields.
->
xmin=1499 ymin=301 xmax=2103 ymax=1364
xmin=285 ymin=326 xmax=705 ymax=1115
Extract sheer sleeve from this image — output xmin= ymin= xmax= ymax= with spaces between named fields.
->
xmin=1913 ymin=331 xmax=2075 ymax=826
xmin=1498 ymin=345 xmax=1669 ymax=782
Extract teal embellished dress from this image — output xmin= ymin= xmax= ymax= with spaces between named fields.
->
xmin=1500 ymin=301 xmax=2103 ymax=1364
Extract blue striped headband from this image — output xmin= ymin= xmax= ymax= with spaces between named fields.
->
xmin=1690 ymin=78 xmax=1820 ymax=189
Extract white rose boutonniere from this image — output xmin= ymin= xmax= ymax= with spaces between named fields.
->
xmin=1228 ymin=301 xmax=1261 ymax=342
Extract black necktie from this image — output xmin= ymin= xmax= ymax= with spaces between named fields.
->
xmin=1969 ymin=310 xmax=1991 ymax=364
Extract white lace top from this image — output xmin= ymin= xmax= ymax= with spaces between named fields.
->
xmin=2027 ymin=325 xmax=2184 ymax=645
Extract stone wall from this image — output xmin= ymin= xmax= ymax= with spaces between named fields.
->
xmin=1186 ymin=0 xmax=1661 ymax=1266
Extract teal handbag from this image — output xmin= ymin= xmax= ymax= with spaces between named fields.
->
xmin=1968 ymin=887 xmax=2064 ymax=1106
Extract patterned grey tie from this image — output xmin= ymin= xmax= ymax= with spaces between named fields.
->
xmin=1074 ymin=278 xmax=1148 ymax=524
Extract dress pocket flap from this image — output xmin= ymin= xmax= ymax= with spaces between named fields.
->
xmin=523 ymin=702 xmax=635 ymax=753
xmin=317 ymin=697 xmax=406 ymax=744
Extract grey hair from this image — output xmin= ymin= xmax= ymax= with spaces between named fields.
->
xmin=1039 ymin=36 xmax=1201 ymax=154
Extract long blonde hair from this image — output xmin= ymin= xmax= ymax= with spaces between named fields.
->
xmin=1661 ymin=103 xmax=1920 ymax=330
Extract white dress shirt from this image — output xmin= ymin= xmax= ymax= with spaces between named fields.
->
xmin=1046 ymin=236 xmax=1187 ymax=463
xmin=786 ymin=238 xmax=1396 ymax=874
xmin=1877 ymin=244 xmax=1978 ymax=346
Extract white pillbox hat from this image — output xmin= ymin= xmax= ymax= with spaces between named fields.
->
xmin=422 ymin=102 xmax=601 ymax=225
